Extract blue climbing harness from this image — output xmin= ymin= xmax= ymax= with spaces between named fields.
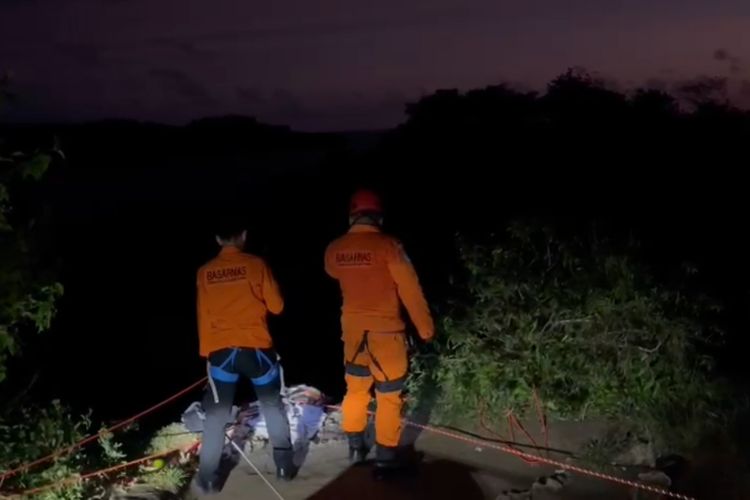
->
xmin=209 ymin=348 xmax=240 ymax=383
xmin=208 ymin=348 xmax=280 ymax=387
xmin=251 ymin=350 xmax=280 ymax=387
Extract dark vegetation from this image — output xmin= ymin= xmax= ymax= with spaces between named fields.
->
xmin=1 ymin=69 xmax=749 ymax=497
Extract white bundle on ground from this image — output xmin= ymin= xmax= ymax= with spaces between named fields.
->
xmin=181 ymin=384 xmax=346 ymax=452
xmin=238 ymin=385 xmax=329 ymax=447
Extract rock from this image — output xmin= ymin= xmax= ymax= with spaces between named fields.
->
xmin=637 ymin=470 xmax=672 ymax=487
xmin=531 ymin=470 xmax=569 ymax=493
xmin=614 ymin=438 xmax=656 ymax=467
xmin=496 ymin=470 xmax=570 ymax=499
xmin=107 ymin=484 xmax=181 ymax=499
xmin=654 ymin=454 xmax=688 ymax=482
xmin=629 ymin=470 xmax=672 ymax=500
xmin=496 ymin=488 xmax=532 ymax=500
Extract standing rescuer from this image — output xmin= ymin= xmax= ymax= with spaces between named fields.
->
xmin=194 ymin=219 xmax=296 ymax=494
xmin=325 ymin=189 xmax=435 ymax=476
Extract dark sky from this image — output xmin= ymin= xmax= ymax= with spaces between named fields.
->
xmin=1 ymin=0 xmax=749 ymax=131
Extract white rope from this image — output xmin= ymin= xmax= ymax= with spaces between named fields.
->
xmin=207 ymin=361 xmax=220 ymax=404
xmin=277 ymin=353 xmax=286 ymax=392
xmin=228 ymin=437 xmax=286 ymax=500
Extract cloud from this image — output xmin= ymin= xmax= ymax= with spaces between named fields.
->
xmin=674 ymin=75 xmax=728 ymax=105
xmin=235 ymin=87 xmax=320 ymax=120
xmin=713 ymin=48 xmax=743 ymax=75
xmin=142 ymin=4 xmax=475 ymax=50
xmin=270 ymin=89 xmax=312 ymax=118
xmin=713 ymin=49 xmax=729 ymax=61
xmin=232 ymin=85 xmax=412 ymax=130
xmin=149 ymin=68 xmax=214 ymax=104
xmin=741 ymin=80 xmax=750 ymax=99
xmin=55 ymin=43 xmax=104 ymax=68
xmin=149 ymin=38 xmax=213 ymax=58
xmin=236 ymin=87 xmax=264 ymax=106
xmin=644 ymin=78 xmax=668 ymax=91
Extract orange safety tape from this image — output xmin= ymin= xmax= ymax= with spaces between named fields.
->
xmin=1 ymin=377 xmax=695 ymax=499
xmin=10 ymin=441 xmax=200 ymax=498
xmin=325 ymin=405 xmax=695 ymax=500
xmin=0 ymin=377 xmax=207 ymax=483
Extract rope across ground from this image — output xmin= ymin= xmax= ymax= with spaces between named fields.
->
xmin=0 ymin=378 xmax=696 ymax=500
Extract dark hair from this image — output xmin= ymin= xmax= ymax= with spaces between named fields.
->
xmin=215 ymin=215 xmax=246 ymax=241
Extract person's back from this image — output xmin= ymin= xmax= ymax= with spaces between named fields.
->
xmin=326 ymin=227 xmax=405 ymax=333
xmin=192 ymin=221 xmax=296 ymax=495
xmin=197 ymin=247 xmax=283 ymax=357
xmin=325 ymin=189 xmax=434 ymax=477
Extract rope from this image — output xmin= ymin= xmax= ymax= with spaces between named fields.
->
xmin=477 ymin=398 xmax=545 ymax=466
xmin=507 ymin=412 xmax=542 ymax=466
xmin=207 ymin=361 xmax=220 ymax=404
xmin=326 ymin=405 xmax=695 ymax=500
xmin=439 ymin=426 xmax=575 ymax=457
xmin=4 ymin=383 xmax=693 ymax=499
xmin=410 ymin=419 xmax=693 ymax=499
xmin=228 ymin=437 xmax=286 ymax=500
xmin=0 ymin=377 xmax=207 ymax=482
xmin=9 ymin=441 xmax=200 ymax=498
xmin=478 ymin=403 xmax=538 ymax=466
xmin=7 ymin=382 xmax=281 ymax=500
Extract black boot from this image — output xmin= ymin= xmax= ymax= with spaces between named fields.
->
xmin=191 ymin=475 xmax=220 ymax=495
xmin=273 ymin=447 xmax=298 ymax=481
xmin=373 ymin=444 xmax=413 ymax=480
xmin=347 ymin=432 xmax=370 ymax=465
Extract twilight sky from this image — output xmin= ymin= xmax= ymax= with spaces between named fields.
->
xmin=1 ymin=0 xmax=749 ymax=131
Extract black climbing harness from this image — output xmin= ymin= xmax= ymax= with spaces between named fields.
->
xmin=345 ymin=330 xmax=407 ymax=392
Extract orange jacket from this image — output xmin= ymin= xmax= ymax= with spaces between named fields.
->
xmin=325 ymin=224 xmax=434 ymax=341
xmin=197 ymin=246 xmax=283 ymax=357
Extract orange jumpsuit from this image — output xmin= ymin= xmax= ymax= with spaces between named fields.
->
xmin=325 ymin=224 xmax=434 ymax=448
xmin=197 ymin=246 xmax=284 ymax=357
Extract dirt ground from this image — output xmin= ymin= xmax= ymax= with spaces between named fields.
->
xmin=184 ymin=409 xmax=750 ymax=500
xmin=187 ymin=432 xmax=646 ymax=500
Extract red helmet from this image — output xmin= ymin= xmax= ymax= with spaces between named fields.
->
xmin=349 ymin=189 xmax=382 ymax=216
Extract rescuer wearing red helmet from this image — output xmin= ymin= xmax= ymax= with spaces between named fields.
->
xmin=325 ymin=189 xmax=434 ymax=477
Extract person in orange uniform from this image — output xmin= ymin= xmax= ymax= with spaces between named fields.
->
xmin=325 ymin=189 xmax=434 ymax=476
xmin=193 ymin=219 xmax=295 ymax=494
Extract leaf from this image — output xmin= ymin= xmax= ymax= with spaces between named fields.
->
xmin=19 ymin=153 xmax=52 ymax=180
xmin=407 ymin=224 xmax=727 ymax=457
xmin=0 ymin=211 xmax=10 ymax=231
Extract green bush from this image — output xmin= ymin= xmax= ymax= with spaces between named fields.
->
xmin=2 ymin=76 xmax=64 ymax=383
xmin=146 ymin=423 xmax=197 ymax=456
xmin=137 ymin=465 xmax=189 ymax=494
xmin=1 ymin=102 xmax=90 ymax=498
xmin=0 ymin=411 xmax=197 ymax=498
xmin=0 ymin=401 xmax=90 ymax=498
xmin=408 ymin=223 xmax=728 ymax=453
xmin=1 ymin=86 xmax=195 ymax=499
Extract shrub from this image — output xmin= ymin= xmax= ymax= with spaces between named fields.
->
xmin=408 ymin=222 xmax=728 ymax=453
xmin=0 ymin=401 xmax=90 ymax=498
xmin=146 ymin=423 xmax=197 ymax=456
xmin=134 ymin=423 xmax=197 ymax=494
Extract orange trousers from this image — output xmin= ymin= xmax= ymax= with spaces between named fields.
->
xmin=341 ymin=331 xmax=408 ymax=447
